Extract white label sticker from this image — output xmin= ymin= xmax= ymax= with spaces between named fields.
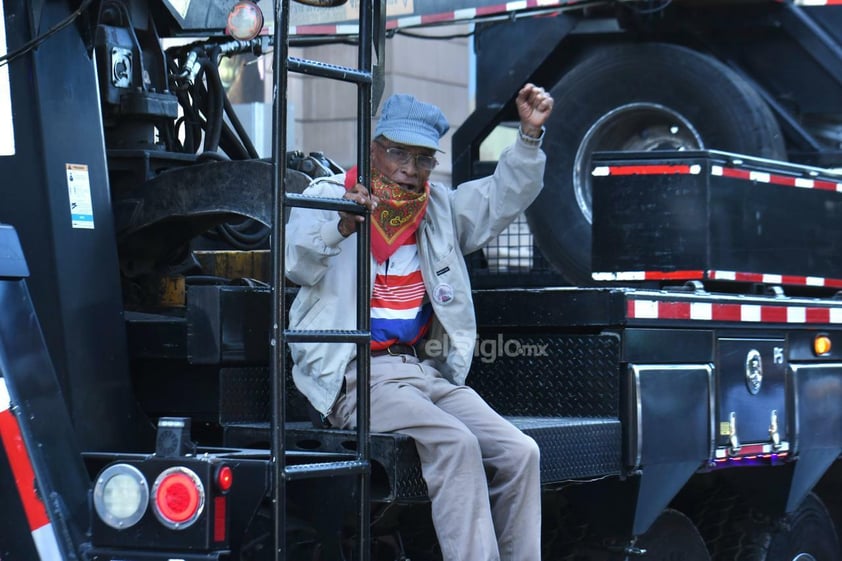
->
xmin=66 ymin=164 xmax=95 ymax=229
xmin=0 ymin=0 xmax=15 ymax=156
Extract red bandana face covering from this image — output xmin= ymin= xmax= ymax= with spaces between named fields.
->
xmin=345 ymin=166 xmax=428 ymax=263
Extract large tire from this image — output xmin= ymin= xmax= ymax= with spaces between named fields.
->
xmin=633 ymin=509 xmax=711 ymax=561
xmin=692 ymin=492 xmax=842 ymax=561
xmin=526 ymin=43 xmax=787 ymax=285
xmin=763 ymin=493 xmax=842 ymax=561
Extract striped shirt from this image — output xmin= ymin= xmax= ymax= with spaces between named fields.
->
xmin=370 ymin=240 xmax=432 ymax=350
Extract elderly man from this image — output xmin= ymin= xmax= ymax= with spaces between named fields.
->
xmin=285 ymin=83 xmax=553 ymax=561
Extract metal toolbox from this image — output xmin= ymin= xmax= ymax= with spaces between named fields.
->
xmin=591 ymin=150 xmax=842 ymax=289
xmin=715 ymin=337 xmax=788 ymax=456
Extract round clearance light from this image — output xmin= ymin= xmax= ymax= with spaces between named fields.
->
xmin=216 ymin=465 xmax=233 ymax=493
xmin=151 ymin=466 xmax=205 ymax=529
xmin=226 ymin=1 xmax=264 ymax=41
xmin=93 ymin=463 xmax=149 ymax=530
xmin=814 ymin=334 xmax=832 ymax=356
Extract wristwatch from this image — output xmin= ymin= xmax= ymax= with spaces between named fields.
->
xmin=518 ymin=125 xmax=545 ymax=147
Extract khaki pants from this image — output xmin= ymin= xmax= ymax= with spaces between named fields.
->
xmin=328 ymin=354 xmax=542 ymax=561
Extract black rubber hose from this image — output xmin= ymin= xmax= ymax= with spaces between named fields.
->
xmin=223 ymin=94 xmax=260 ymax=159
xmin=219 ymin=120 xmax=251 ymax=160
xmin=192 ymin=62 xmax=249 ymax=159
xmin=178 ymin=85 xmax=203 ymax=153
xmin=217 ymin=221 xmax=270 ymax=250
xmin=202 ymin=57 xmax=225 ymax=154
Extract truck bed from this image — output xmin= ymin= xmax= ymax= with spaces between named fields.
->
xmin=223 ymin=417 xmax=622 ymax=502
xmin=128 ymin=284 xmax=842 ymax=503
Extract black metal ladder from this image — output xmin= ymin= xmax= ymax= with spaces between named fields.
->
xmin=269 ymin=1 xmax=383 ymax=560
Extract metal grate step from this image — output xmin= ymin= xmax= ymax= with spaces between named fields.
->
xmin=284 ymin=329 xmax=370 ymax=344
xmin=288 ymin=56 xmax=373 ymax=84
xmin=285 ymin=192 xmax=368 ymax=214
xmin=284 ymin=459 xmax=370 ymax=481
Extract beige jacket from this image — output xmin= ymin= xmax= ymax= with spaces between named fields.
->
xmin=284 ymin=138 xmax=546 ymax=414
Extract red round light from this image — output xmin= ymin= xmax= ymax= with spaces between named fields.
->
xmin=152 ymin=467 xmax=205 ymax=529
xmin=216 ymin=465 xmax=233 ymax=492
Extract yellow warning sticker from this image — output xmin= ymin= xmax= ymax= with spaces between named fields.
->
xmin=66 ymin=164 xmax=95 ymax=229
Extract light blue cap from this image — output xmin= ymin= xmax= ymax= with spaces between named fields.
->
xmin=374 ymin=94 xmax=450 ymax=152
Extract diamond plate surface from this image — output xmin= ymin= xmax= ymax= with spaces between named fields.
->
xmin=220 ymin=333 xmax=625 ymax=501
xmin=220 ymin=335 xmax=621 ymax=422
xmin=219 ymin=366 xmax=310 ymax=424
xmin=509 ymin=417 xmax=622 ymax=483
xmin=287 ymin=423 xmax=429 ymax=501
xmin=225 ymin=417 xmax=622 ymax=502
xmin=468 ymin=333 xmax=620 ymax=417
xmin=224 ymin=422 xmax=429 ymax=501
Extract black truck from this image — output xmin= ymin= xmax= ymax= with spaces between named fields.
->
xmin=0 ymin=0 xmax=841 ymax=560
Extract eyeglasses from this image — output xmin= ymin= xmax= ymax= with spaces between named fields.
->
xmin=375 ymin=141 xmax=438 ymax=171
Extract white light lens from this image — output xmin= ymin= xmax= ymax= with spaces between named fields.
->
xmin=226 ymin=1 xmax=264 ymax=41
xmin=94 ymin=464 xmax=149 ymax=529
xmin=104 ymin=473 xmax=143 ymax=516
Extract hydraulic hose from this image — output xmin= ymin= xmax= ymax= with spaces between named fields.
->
xmin=224 ymin=95 xmax=260 ymax=159
xmin=201 ymin=56 xmax=225 ymax=154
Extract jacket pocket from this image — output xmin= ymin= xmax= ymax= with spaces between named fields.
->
xmin=290 ymin=295 xmax=327 ymax=331
xmin=432 ymin=246 xmax=457 ymax=279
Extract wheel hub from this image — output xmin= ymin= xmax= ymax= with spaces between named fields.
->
xmin=573 ymin=102 xmax=704 ymax=223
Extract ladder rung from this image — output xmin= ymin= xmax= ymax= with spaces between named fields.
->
xmin=285 ymin=192 xmax=367 ymax=214
xmin=288 ymin=57 xmax=373 ymax=84
xmin=284 ymin=459 xmax=370 ymax=481
xmin=284 ymin=329 xmax=370 ymax=344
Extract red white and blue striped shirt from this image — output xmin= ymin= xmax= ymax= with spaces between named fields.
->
xmin=370 ymin=240 xmax=432 ymax=350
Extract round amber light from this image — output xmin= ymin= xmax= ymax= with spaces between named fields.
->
xmin=814 ymin=334 xmax=832 ymax=356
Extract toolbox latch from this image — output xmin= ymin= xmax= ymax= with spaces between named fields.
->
xmin=769 ymin=409 xmax=781 ymax=450
xmin=728 ymin=411 xmax=741 ymax=455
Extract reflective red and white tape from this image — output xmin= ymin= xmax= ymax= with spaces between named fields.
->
xmin=627 ymin=298 xmax=842 ymax=324
xmin=795 ymin=1 xmax=842 ymax=6
xmin=291 ymin=0 xmax=588 ymax=34
xmin=0 ymin=378 xmax=62 ymax=560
